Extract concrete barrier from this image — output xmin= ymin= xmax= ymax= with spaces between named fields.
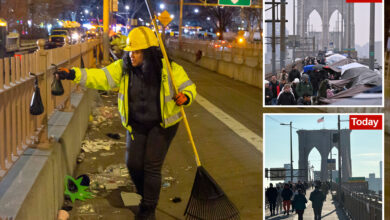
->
xmin=0 ymin=89 xmax=98 ymax=220
xmin=169 ymin=48 xmax=261 ymax=88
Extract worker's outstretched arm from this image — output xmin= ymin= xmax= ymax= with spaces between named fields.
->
xmin=171 ymin=62 xmax=197 ymax=106
xmin=57 ymin=59 xmax=123 ymax=91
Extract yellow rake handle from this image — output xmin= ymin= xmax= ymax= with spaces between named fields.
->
xmin=150 ymin=16 xmax=201 ymax=167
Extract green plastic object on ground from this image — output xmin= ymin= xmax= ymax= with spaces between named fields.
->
xmin=64 ymin=175 xmax=93 ymax=203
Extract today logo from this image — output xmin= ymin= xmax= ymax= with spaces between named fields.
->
xmin=349 ymin=115 xmax=383 ymax=130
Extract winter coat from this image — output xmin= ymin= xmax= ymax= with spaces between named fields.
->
xmin=265 ymin=87 xmax=273 ymax=105
xmin=281 ymin=188 xmax=293 ymax=201
xmin=309 ymin=189 xmax=326 ymax=210
xmin=288 ymin=69 xmax=301 ymax=82
xmin=266 ymin=187 xmax=278 ymax=202
xmin=269 ymin=81 xmax=282 ymax=98
xmin=277 ymin=89 xmax=296 ymax=105
xmin=296 ymin=82 xmax=313 ymax=98
xmin=293 ymin=194 xmax=307 ymax=211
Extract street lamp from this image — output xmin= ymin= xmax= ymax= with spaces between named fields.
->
xmin=207 ymin=17 xmax=210 ymax=21
xmin=281 ymin=122 xmax=293 ymax=183
xmin=170 ymin=14 xmax=174 ymax=19
xmin=160 ymin=3 xmax=165 ymax=10
xmin=84 ymin=9 xmax=89 ymax=14
xmin=125 ymin=5 xmax=130 ymax=10
xmin=194 ymin=8 xmax=199 ymax=13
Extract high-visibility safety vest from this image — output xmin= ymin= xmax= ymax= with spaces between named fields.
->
xmin=72 ymin=59 xmax=196 ymax=139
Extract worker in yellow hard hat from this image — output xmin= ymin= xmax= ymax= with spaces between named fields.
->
xmin=55 ymin=26 xmax=196 ymax=219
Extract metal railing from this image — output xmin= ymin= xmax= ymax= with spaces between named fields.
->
xmin=332 ymin=183 xmax=382 ymax=220
xmin=0 ymin=38 xmax=102 ymax=179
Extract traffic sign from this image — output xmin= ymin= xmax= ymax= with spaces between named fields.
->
xmin=218 ymin=0 xmax=251 ymax=7
xmin=112 ymin=0 xmax=118 ymax=12
xmin=158 ymin=10 xmax=173 ymax=27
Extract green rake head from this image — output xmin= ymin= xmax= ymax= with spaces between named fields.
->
xmin=64 ymin=175 xmax=94 ymax=203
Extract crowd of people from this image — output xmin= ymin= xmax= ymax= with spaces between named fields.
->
xmin=265 ymin=180 xmax=331 ymax=220
xmin=265 ymin=55 xmax=343 ymax=106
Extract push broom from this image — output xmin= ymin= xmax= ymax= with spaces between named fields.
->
xmin=144 ymin=1 xmax=240 ymax=219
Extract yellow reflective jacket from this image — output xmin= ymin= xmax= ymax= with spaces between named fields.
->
xmin=110 ymin=35 xmax=127 ymax=50
xmin=72 ymin=59 xmax=196 ymax=138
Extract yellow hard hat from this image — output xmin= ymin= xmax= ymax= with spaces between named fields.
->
xmin=124 ymin=26 xmax=159 ymax=51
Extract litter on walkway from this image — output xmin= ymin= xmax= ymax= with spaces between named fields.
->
xmin=121 ymin=192 xmax=142 ymax=206
xmin=77 ymin=204 xmax=95 ymax=214
xmin=100 ymin=152 xmax=115 ymax=157
xmin=81 ymin=139 xmax=125 ymax=153
xmin=89 ymin=163 xmax=133 ymax=192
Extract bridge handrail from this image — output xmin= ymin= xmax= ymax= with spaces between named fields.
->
xmin=0 ymin=38 xmax=102 ymax=179
xmin=335 ymin=183 xmax=382 ymax=220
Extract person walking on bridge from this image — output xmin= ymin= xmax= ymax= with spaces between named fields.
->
xmin=293 ymin=189 xmax=307 ymax=220
xmin=282 ymin=183 xmax=293 ymax=215
xmin=266 ymin=183 xmax=278 ymax=216
xmin=55 ymin=26 xmax=197 ymax=220
xmin=310 ymin=185 xmax=326 ymax=220
xmin=288 ymin=65 xmax=301 ymax=83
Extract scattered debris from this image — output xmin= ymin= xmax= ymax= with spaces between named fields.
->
xmin=57 ymin=209 xmax=69 ymax=220
xmin=100 ymin=152 xmax=115 ymax=157
xmin=61 ymin=200 xmax=73 ymax=211
xmin=105 ymin=182 xmax=119 ymax=190
xmin=164 ymin=176 xmax=175 ymax=182
xmin=106 ymin=133 xmax=121 ymax=140
xmin=185 ymin=166 xmax=193 ymax=171
xmin=81 ymin=139 xmax=126 ymax=153
xmin=78 ymin=204 xmax=95 ymax=214
xmin=121 ymin=192 xmax=142 ymax=206
xmin=76 ymin=152 xmax=85 ymax=164
xmin=170 ymin=197 xmax=182 ymax=203
xmin=89 ymin=164 xmax=133 ymax=192
xmin=162 ymin=182 xmax=171 ymax=189
xmin=91 ymin=157 xmax=97 ymax=160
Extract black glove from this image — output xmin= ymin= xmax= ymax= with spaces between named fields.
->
xmin=56 ymin=68 xmax=76 ymax=80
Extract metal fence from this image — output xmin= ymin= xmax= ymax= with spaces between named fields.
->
xmin=0 ymin=39 xmax=102 ymax=179
xmin=332 ymin=183 xmax=382 ymax=220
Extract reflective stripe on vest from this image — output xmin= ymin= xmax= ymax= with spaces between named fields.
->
xmin=80 ymin=69 xmax=88 ymax=87
xmin=178 ymin=80 xmax=194 ymax=92
xmin=164 ymin=112 xmax=182 ymax=126
xmin=102 ymin=67 xmax=117 ymax=89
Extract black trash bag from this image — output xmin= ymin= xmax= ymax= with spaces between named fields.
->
xmin=30 ymin=75 xmax=44 ymax=115
xmin=51 ymin=76 xmax=64 ymax=96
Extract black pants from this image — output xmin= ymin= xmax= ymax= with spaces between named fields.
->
xmin=126 ymin=123 xmax=179 ymax=209
xmin=314 ymin=207 xmax=322 ymax=220
xmin=296 ymin=210 xmax=304 ymax=220
xmin=268 ymin=201 xmax=276 ymax=215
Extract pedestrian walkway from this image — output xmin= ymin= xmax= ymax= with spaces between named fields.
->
xmin=65 ymin=58 xmax=262 ymax=219
xmin=265 ymin=189 xmax=349 ymax=220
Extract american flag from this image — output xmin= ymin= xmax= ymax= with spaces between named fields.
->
xmin=317 ymin=117 xmax=324 ymax=123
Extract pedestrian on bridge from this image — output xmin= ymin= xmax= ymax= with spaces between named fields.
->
xmin=296 ymin=74 xmax=313 ymax=99
xmin=266 ymin=183 xmax=278 ymax=216
xmin=276 ymin=185 xmax=283 ymax=215
xmin=288 ymin=65 xmax=301 ymax=83
xmin=282 ymin=183 xmax=293 ymax=215
xmin=309 ymin=185 xmax=326 ymax=220
xmin=55 ymin=26 xmax=197 ymax=220
xmin=269 ymin=75 xmax=283 ymax=105
xmin=293 ymin=189 xmax=307 ymax=220
xmin=277 ymin=84 xmax=296 ymax=105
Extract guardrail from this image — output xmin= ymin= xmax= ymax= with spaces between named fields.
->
xmin=0 ymin=38 xmax=102 ymax=179
xmin=333 ymin=183 xmax=382 ymax=220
